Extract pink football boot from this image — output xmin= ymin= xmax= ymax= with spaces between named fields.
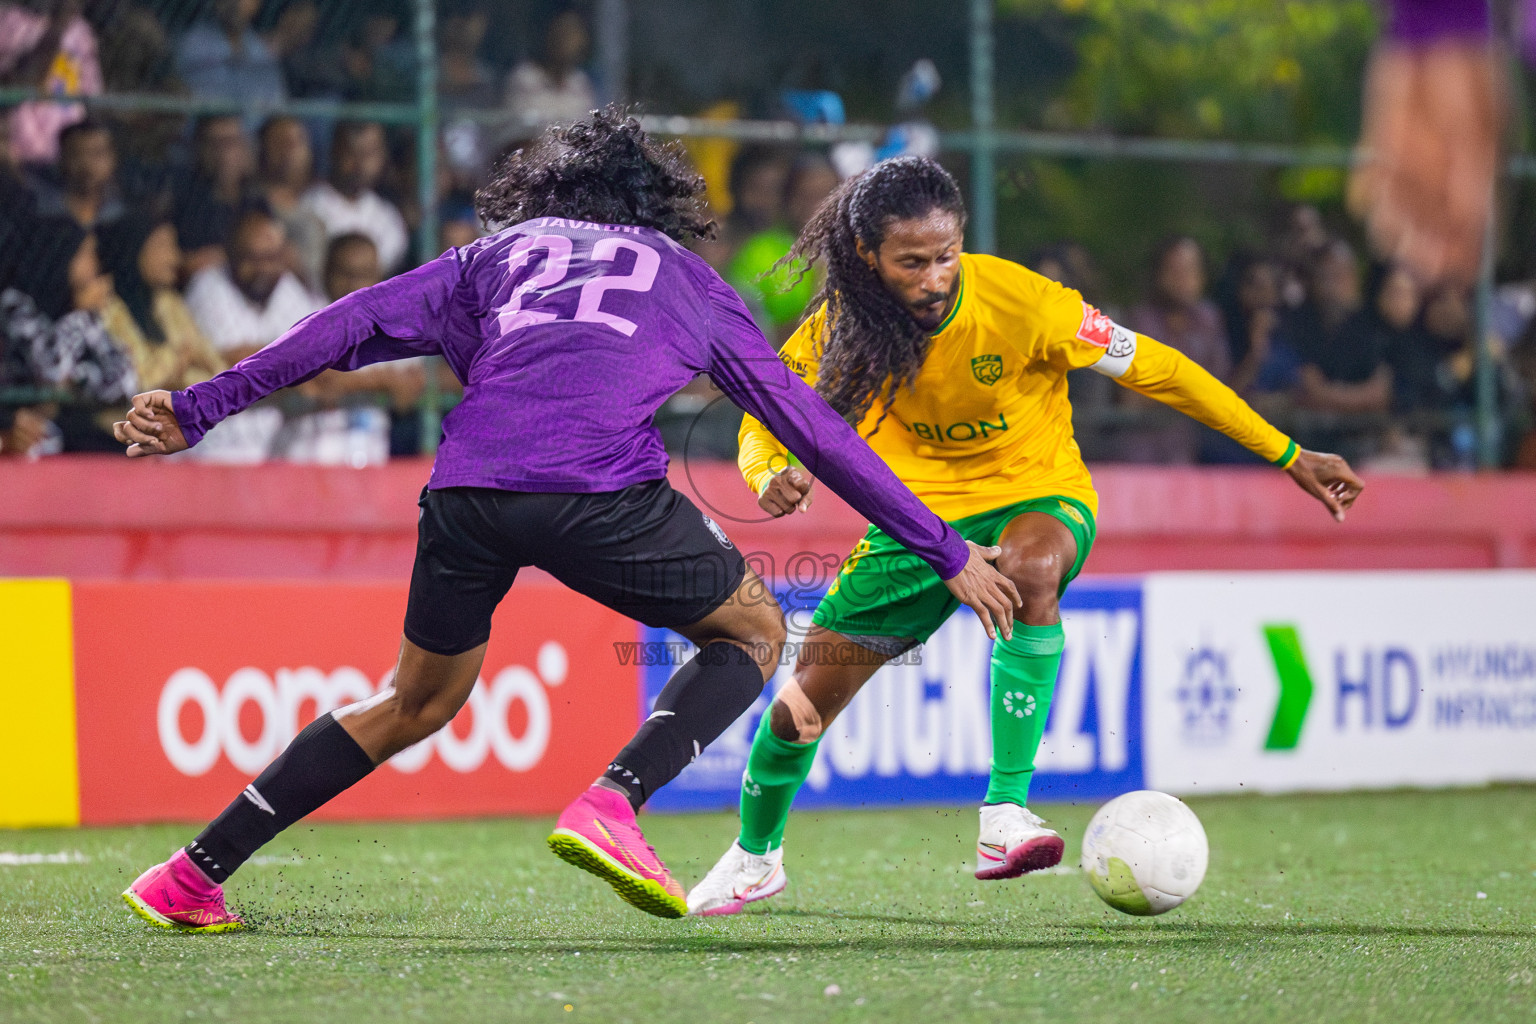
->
xmin=122 ymin=849 xmax=245 ymax=933
xmin=547 ymin=785 xmax=687 ymax=918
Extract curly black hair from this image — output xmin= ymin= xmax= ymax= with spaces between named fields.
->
xmin=475 ymin=107 xmax=713 ymax=242
xmin=779 ymin=155 xmax=966 ymax=432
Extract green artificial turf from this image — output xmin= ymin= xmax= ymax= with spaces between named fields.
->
xmin=1 ymin=787 xmax=1533 ymax=1023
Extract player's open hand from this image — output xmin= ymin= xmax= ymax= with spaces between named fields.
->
xmin=1286 ymin=448 xmax=1364 ymax=523
xmin=758 ymin=466 xmax=815 ymax=517
xmin=113 ymin=390 xmax=189 ymax=457
xmin=942 ymin=541 xmax=1022 ymax=642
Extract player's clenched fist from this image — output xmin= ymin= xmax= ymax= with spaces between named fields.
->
xmin=758 ymin=466 xmax=815 ymax=517
xmin=113 ymin=390 xmax=190 ymax=457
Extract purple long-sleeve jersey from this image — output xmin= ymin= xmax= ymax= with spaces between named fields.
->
xmin=1385 ymin=0 xmax=1490 ymax=44
xmin=172 ymin=217 xmax=969 ymax=579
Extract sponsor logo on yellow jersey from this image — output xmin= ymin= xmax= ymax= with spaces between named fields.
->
xmin=896 ymin=412 xmax=1010 ymax=444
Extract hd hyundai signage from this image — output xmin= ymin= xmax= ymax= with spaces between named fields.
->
xmin=1142 ymin=572 xmax=1536 ymax=794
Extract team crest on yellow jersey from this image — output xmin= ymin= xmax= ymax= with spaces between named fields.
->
xmin=970 ymin=354 xmax=1003 ymax=385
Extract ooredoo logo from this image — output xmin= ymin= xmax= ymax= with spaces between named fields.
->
xmin=157 ymin=642 xmax=570 ymax=777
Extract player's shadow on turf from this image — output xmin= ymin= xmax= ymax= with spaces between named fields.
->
xmin=241 ymin=896 xmax=1529 ymax=946
xmin=1136 ymin=922 xmax=1534 ymax=941
xmin=592 ymin=921 xmax=1536 ymax=956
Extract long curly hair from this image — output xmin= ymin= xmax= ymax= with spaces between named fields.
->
xmin=475 ymin=107 xmax=713 ymax=242
xmin=780 ymin=155 xmax=966 ymax=431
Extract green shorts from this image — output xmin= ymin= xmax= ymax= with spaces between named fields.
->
xmin=813 ymin=495 xmax=1096 ymax=644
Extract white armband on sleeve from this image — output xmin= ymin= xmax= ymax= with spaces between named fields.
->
xmin=1088 ymin=322 xmax=1138 ymax=379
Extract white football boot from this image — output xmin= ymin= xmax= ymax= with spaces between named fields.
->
xmin=686 ymin=840 xmax=787 ymax=916
xmin=974 ymin=803 xmax=1065 ymax=880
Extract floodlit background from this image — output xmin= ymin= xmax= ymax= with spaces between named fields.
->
xmin=0 ymin=4 xmax=1533 ymax=1022
xmin=4 ymin=0 xmax=1533 ymax=466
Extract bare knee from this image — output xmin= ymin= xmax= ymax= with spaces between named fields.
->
xmin=748 ymin=599 xmax=789 ymax=654
xmin=394 ymin=691 xmax=460 ymax=744
xmin=996 ymin=543 xmax=1066 ymax=625
xmin=339 ymin=686 xmax=458 ymax=754
xmin=721 ymin=598 xmax=787 ymax=681
xmin=335 ymin=639 xmax=484 ymax=762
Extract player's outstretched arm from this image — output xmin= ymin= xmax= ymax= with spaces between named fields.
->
xmin=1092 ymin=332 xmax=1355 ymax=501
xmin=1074 ymin=324 xmax=1366 ymax=522
xmin=113 ymin=390 xmax=189 ymax=457
xmin=1285 ymin=448 xmax=1365 ymax=522
xmin=731 ymin=365 xmax=1021 ymax=637
xmin=943 ymin=542 xmax=1021 ymax=641
xmin=704 ymin=275 xmax=1020 ymax=638
xmin=165 ymin=255 xmax=460 ymax=449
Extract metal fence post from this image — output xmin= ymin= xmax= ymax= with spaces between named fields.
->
xmin=595 ymin=0 xmax=630 ymax=106
xmin=968 ymin=0 xmax=997 ymax=255
xmin=415 ymin=0 xmax=443 ymax=455
xmin=1474 ymin=212 xmax=1501 ymax=468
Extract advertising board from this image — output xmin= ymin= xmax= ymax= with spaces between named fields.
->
xmin=1142 ymin=572 xmax=1536 ymax=794
xmin=12 ymin=569 xmax=1532 ymax=829
xmin=642 ymin=580 xmax=1146 ymax=811
xmin=70 ymin=581 xmax=636 ymax=823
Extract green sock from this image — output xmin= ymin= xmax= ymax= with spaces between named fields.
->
xmin=738 ymin=711 xmax=820 ymax=855
xmin=985 ymin=622 xmax=1065 ymax=807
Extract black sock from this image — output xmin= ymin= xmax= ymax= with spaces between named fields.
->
xmin=603 ymin=641 xmax=765 ymax=811
xmin=186 ymin=713 xmax=377 ymax=884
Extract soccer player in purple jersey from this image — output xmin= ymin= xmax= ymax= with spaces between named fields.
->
xmin=113 ymin=109 xmax=1021 ymax=926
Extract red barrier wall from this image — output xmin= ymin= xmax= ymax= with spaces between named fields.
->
xmin=4 ymin=457 xmax=1536 ymax=578
xmin=71 ymin=580 xmax=635 ymax=824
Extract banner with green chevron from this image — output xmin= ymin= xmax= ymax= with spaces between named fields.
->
xmin=1141 ymin=572 xmax=1536 ymax=794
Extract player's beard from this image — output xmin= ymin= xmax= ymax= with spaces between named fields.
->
xmin=908 ymin=286 xmax=953 ymax=331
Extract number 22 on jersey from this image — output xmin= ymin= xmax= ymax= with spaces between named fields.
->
xmin=496 ymin=234 xmax=660 ymax=338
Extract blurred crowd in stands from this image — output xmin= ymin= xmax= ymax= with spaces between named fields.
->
xmin=0 ymin=0 xmax=593 ymax=462
xmin=1055 ymin=205 xmax=1536 ymax=473
xmin=2 ymin=0 xmax=1535 ymax=469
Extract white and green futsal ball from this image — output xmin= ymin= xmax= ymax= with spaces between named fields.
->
xmin=1080 ymin=790 xmax=1208 ymax=916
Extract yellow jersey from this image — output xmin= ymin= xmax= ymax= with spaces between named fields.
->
xmin=738 ymin=252 xmax=1297 ymax=521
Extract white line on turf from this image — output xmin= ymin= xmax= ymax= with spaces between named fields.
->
xmin=0 ymin=851 xmax=88 ymax=865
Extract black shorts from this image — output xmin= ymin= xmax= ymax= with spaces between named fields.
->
xmin=403 ymin=479 xmax=747 ymax=656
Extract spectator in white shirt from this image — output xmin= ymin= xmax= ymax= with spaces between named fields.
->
xmin=503 ymin=10 xmax=597 ymax=136
xmin=276 ymin=232 xmax=400 ymax=466
xmin=185 ymin=207 xmax=321 ymax=359
xmin=256 ymin=114 xmax=327 ymax=292
xmin=182 ymin=207 xmax=322 ymax=462
xmin=299 ymin=120 xmax=409 ymax=273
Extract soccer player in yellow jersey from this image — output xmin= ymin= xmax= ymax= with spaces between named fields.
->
xmin=687 ymin=156 xmax=1364 ymax=916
